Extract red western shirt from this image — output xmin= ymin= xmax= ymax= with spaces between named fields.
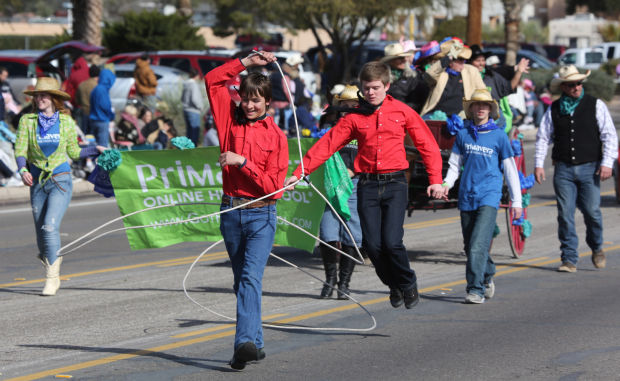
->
xmin=292 ymin=95 xmax=443 ymax=184
xmin=205 ymin=59 xmax=289 ymax=199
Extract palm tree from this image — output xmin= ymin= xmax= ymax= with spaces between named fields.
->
xmin=72 ymin=0 xmax=103 ymax=46
xmin=503 ymin=0 xmax=523 ymax=66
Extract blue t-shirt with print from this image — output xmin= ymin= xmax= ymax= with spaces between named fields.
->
xmin=452 ymin=128 xmax=515 ymax=211
xmin=30 ymin=120 xmax=71 ymax=180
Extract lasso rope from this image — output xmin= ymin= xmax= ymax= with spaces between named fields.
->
xmin=56 ymin=52 xmax=376 ymax=333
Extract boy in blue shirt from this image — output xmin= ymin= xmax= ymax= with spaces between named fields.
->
xmin=433 ymin=88 xmax=522 ymax=304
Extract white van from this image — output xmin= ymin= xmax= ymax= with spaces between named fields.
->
xmin=593 ymin=42 xmax=620 ymax=61
xmin=558 ymin=47 xmax=604 ymax=70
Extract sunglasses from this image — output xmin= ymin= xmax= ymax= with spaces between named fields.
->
xmin=565 ymin=81 xmax=583 ymax=88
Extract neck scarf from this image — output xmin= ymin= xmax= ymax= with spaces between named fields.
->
xmin=391 ymin=68 xmax=402 ymax=81
xmin=559 ymin=88 xmax=584 ymax=115
xmin=480 ymin=67 xmax=486 ymax=79
xmin=446 ymin=67 xmax=460 ymax=77
xmin=38 ymin=111 xmax=59 ymax=138
xmin=466 ymin=118 xmax=499 ymax=141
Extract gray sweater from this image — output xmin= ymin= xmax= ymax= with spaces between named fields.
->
xmin=181 ymin=78 xmax=205 ymax=114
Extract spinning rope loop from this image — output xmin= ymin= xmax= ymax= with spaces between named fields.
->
xmin=56 ymin=52 xmax=376 ymax=333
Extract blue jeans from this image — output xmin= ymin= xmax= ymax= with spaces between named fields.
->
xmin=220 ymin=200 xmax=277 ymax=350
xmin=30 ymin=173 xmax=73 ymax=265
xmin=319 ymin=178 xmax=362 ymax=247
xmin=89 ymin=119 xmax=109 ymax=147
xmin=460 ymin=206 xmax=497 ymax=297
xmin=357 ymin=172 xmax=416 ymax=291
xmin=183 ymin=110 xmax=201 ymax=146
xmin=553 ymin=161 xmax=603 ymax=265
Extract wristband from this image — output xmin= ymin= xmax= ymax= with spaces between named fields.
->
xmin=442 ymin=182 xmax=449 ymax=187
xmin=19 ymin=167 xmax=29 ymax=174
xmin=238 ymin=158 xmax=247 ymax=169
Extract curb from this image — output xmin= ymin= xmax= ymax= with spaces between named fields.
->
xmin=0 ymin=179 xmax=95 ymax=206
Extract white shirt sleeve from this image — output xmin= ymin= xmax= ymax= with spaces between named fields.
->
xmin=503 ymin=157 xmax=522 ymax=208
xmin=442 ymin=152 xmax=462 ymax=188
xmin=535 ymin=107 xmax=553 ymax=168
xmin=595 ymin=99 xmax=619 ymax=168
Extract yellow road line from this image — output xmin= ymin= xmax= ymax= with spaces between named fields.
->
xmin=11 ymin=246 xmax=618 ymax=381
xmin=0 ymin=251 xmax=227 ymax=288
xmin=404 ymin=216 xmax=460 ymax=230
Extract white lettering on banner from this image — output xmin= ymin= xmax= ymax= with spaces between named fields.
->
xmin=207 ymin=189 xmax=223 ymax=200
xmin=149 ymin=212 xmax=220 ymax=229
xmin=136 ymin=163 xmax=222 ymax=192
xmin=280 ymin=190 xmax=312 ymax=204
xmin=160 ymin=167 xmax=175 ymax=189
xmin=292 ymin=217 xmax=312 ymax=229
xmin=142 ymin=191 xmax=207 ymax=207
xmin=137 ymin=164 xmax=157 ymax=193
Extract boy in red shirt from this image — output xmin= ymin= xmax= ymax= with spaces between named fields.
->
xmin=285 ymin=61 xmax=443 ymax=310
xmin=205 ymin=51 xmax=289 ymax=370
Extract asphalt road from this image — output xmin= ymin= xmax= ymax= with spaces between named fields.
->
xmin=0 ymin=142 xmax=619 ymax=380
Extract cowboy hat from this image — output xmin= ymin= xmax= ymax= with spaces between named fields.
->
xmin=380 ymin=43 xmax=415 ymax=63
xmin=415 ymin=40 xmax=441 ymax=64
xmin=463 ymin=88 xmax=499 ymax=120
xmin=438 ymin=38 xmax=472 ymax=60
xmin=550 ymin=65 xmax=590 ymax=93
xmin=469 ymin=44 xmax=489 ymax=60
xmin=334 ymin=84 xmax=360 ymax=103
xmin=399 ymin=37 xmax=420 ymax=54
xmin=23 ymin=77 xmax=70 ymax=100
xmin=285 ymin=53 xmax=304 ymax=66
xmin=330 ymin=83 xmax=345 ymax=96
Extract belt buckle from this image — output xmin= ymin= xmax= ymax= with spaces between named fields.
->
xmin=377 ymin=173 xmax=387 ymax=181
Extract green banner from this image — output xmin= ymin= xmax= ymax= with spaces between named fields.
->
xmin=109 ymin=139 xmax=326 ymax=253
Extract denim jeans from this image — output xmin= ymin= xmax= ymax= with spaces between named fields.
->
xmin=319 ymin=178 xmax=362 ymax=247
xmin=89 ymin=119 xmax=109 ymax=148
xmin=553 ymin=161 xmax=603 ymax=265
xmin=220 ymin=200 xmax=277 ymax=350
xmin=183 ymin=110 xmax=201 ymax=146
xmin=357 ymin=172 xmax=416 ymax=291
xmin=460 ymin=206 xmax=497 ymax=297
xmin=30 ymin=173 xmax=73 ymax=265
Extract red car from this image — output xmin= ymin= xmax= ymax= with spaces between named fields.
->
xmin=106 ymin=50 xmax=234 ymax=77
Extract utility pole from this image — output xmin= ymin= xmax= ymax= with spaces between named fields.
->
xmin=467 ymin=0 xmax=483 ymax=45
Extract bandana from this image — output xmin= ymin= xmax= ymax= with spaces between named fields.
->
xmin=391 ymin=68 xmax=402 ymax=81
xmin=446 ymin=67 xmax=460 ymax=77
xmin=38 ymin=111 xmax=59 ymax=138
xmin=465 ymin=118 xmax=499 ymax=141
xmin=559 ymin=88 xmax=584 ymax=116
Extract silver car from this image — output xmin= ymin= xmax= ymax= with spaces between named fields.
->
xmin=108 ymin=63 xmax=187 ymax=113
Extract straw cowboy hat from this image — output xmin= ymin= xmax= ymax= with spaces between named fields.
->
xmin=550 ymin=65 xmax=590 ymax=93
xmin=334 ymin=84 xmax=360 ymax=103
xmin=463 ymin=88 xmax=499 ymax=120
xmin=437 ymin=38 xmax=472 ymax=60
xmin=23 ymin=77 xmax=70 ymax=100
xmin=380 ymin=43 xmax=415 ymax=63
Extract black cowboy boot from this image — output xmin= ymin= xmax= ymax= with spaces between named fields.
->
xmin=319 ymin=242 xmax=339 ymax=298
xmin=337 ymin=246 xmax=357 ymax=300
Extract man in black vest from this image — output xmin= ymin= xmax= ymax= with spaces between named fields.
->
xmin=534 ymin=65 xmax=618 ymax=272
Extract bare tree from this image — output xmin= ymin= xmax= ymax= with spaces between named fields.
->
xmin=72 ymin=0 xmax=103 ymax=46
xmin=503 ymin=0 xmax=523 ymax=66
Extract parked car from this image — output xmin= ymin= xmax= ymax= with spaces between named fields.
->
xmin=593 ymin=42 xmax=620 ymax=61
xmin=0 ymin=50 xmax=43 ymax=104
xmin=108 ymin=63 xmax=187 ymax=113
xmin=106 ymin=50 xmax=234 ymax=77
xmin=485 ymin=42 xmax=549 ymax=59
xmin=557 ymin=47 xmax=604 ymax=70
xmin=483 ymin=47 xmax=556 ymax=70
xmin=542 ymin=44 xmax=567 ymax=62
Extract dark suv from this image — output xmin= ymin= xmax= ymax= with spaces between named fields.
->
xmin=106 ymin=50 xmax=235 ymax=77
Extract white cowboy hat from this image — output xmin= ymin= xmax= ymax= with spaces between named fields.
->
xmin=463 ymin=88 xmax=499 ymax=120
xmin=330 ymin=83 xmax=345 ymax=96
xmin=380 ymin=43 xmax=415 ymax=63
xmin=285 ymin=53 xmax=304 ymax=66
xmin=550 ymin=65 xmax=590 ymax=93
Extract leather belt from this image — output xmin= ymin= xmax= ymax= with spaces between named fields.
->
xmin=222 ymin=195 xmax=277 ymax=209
xmin=358 ymin=170 xmax=406 ymax=181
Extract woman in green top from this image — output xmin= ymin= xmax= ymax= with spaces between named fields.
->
xmin=15 ymin=77 xmax=106 ymax=296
